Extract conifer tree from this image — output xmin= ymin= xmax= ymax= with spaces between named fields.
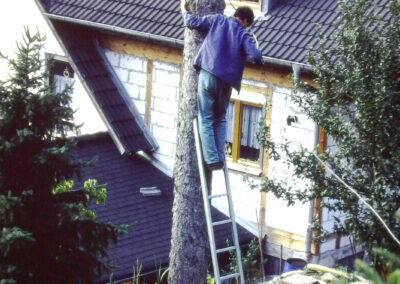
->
xmin=0 ymin=28 xmax=125 ymax=283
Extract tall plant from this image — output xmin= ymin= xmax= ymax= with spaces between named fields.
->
xmin=258 ymin=0 xmax=400 ymax=264
xmin=0 ymin=28 xmax=126 ymax=283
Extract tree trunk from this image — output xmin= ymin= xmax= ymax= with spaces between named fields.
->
xmin=168 ymin=0 xmax=225 ymax=283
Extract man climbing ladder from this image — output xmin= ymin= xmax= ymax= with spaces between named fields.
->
xmin=181 ymin=0 xmax=262 ymax=171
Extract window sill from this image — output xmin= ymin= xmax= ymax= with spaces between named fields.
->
xmin=226 ymin=160 xmax=262 ymax=177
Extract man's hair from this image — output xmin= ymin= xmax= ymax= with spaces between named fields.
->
xmin=234 ymin=6 xmax=255 ymax=26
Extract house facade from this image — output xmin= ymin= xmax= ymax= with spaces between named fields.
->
xmin=31 ymin=0 xmax=365 ymax=274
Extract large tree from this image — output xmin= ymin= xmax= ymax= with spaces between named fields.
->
xmin=259 ymin=0 xmax=400 ymax=262
xmin=0 ymin=28 xmax=125 ymax=283
xmin=168 ymin=0 xmax=225 ymax=282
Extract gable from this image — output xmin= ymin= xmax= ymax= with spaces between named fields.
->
xmin=52 ymin=21 xmax=158 ymax=154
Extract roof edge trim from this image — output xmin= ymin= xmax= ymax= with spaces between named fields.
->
xmin=136 ymin=151 xmax=173 ymax=178
xmin=262 ymin=56 xmax=312 ymax=71
xmin=92 ymin=39 xmax=159 ymax=152
xmin=44 ymin=14 xmax=311 ymax=69
xmin=34 ymin=1 xmax=128 ymax=155
xmin=45 ymin=13 xmax=184 ymax=48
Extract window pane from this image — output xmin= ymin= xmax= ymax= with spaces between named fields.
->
xmin=53 ymin=74 xmax=74 ymax=94
xmin=239 ymin=104 xmax=262 ymax=161
xmin=225 ymin=101 xmax=235 ymax=157
xmin=51 ymin=60 xmax=74 ymax=94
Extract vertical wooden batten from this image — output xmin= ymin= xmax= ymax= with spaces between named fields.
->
xmin=231 ymin=101 xmax=242 ymax=162
xmin=259 ymin=72 xmax=274 ymax=242
xmin=145 ymin=59 xmax=153 ymax=126
xmin=312 ymin=127 xmax=327 ymax=255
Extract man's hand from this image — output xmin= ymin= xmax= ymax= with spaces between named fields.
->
xmin=181 ymin=0 xmax=188 ymax=14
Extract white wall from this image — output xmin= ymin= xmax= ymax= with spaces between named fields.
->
xmin=150 ymin=60 xmax=180 ymax=168
xmin=105 ymin=48 xmax=318 ymax=241
xmin=319 ymin=135 xmax=350 ymax=253
xmin=0 ymin=1 xmax=106 ymax=135
xmin=104 ymin=50 xmax=180 ymax=169
xmin=266 ymin=86 xmax=316 ymax=236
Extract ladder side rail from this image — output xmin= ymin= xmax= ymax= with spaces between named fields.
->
xmin=193 ymin=118 xmax=221 ymax=284
xmin=223 ymin=165 xmax=245 ymax=284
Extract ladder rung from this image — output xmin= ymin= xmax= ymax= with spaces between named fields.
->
xmin=216 ymin=246 xmax=236 ymax=253
xmin=208 ymin=193 xmax=227 ymax=199
xmin=220 ymin=273 xmax=240 ymax=281
xmin=212 ymin=219 xmax=232 ymax=226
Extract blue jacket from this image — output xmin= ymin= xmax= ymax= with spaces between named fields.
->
xmin=183 ymin=12 xmax=262 ymax=92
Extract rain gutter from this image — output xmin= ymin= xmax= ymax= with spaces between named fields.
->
xmin=44 ymin=13 xmax=184 ymax=48
xmin=46 ymin=13 xmax=312 ymax=72
xmin=262 ymin=56 xmax=311 ymax=71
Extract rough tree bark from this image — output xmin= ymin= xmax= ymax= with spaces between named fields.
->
xmin=168 ymin=0 xmax=225 ymax=283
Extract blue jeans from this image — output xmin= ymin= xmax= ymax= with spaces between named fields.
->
xmin=197 ymin=69 xmax=232 ymax=165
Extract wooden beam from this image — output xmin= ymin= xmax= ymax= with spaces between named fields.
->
xmin=145 ymin=59 xmax=153 ymax=125
xmin=264 ymin=225 xmax=306 ymax=252
xmin=231 ymin=100 xmax=241 ymax=162
xmin=100 ymin=34 xmax=183 ymax=64
xmin=312 ymin=127 xmax=328 ymax=255
xmin=244 ymin=64 xmax=316 ymax=88
xmin=259 ymin=72 xmax=274 ymax=243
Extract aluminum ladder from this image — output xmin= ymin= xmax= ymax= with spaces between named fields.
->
xmin=193 ymin=118 xmax=245 ymax=284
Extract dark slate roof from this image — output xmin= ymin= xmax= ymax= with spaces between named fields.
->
xmin=38 ymin=0 xmax=389 ymax=67
xmin=75 ymin=133 xmax=254 ymax=282
xmin=252 ymin=0 xmax=339 ymax=64
xmin=43 ymin=0 xmax=183 ymax=42
xmin=52 ymin=21 xmax=158 ymax=155
xmin=252 ymin=0 xmax=390 ymax=64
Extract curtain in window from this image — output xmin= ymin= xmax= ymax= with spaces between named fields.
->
xmin=52 ymin=74 xmax=73 ymax=94
xmin=240 ymin=105 xmax=261 ymax=149
xmin=225 ymin=101 xmax=235 ymax=143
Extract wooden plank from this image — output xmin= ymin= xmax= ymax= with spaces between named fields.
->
xmin=312 ymin=127 xmax=328 ymax=254
xmin=244 ymin=64 xmax=316 ymax=88
xmin=263 ymin=225 xmax=306 ymax=252
xmin=259 ymin=71 xmax=274 ymax=240
xmin=100 ymin=34 xmax=183 ymax=64
xmin=145 ymin=59 xmax=153 ymax=125
xmin=231 ymin=100 xmax=242 ymax=162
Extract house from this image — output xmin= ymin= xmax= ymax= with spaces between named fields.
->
xmin=0 ymin=2 xmax=254 ymax=281
xmin=75 ymin=132 xmax=254 ymax=282
xmin=32 ymin=0 xmax=383 ymax=276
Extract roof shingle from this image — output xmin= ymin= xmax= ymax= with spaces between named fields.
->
xmin=53 ymin=22 xmax=158 ymax=154
xmin=42 ymin=0 xmax=391 ymax=65
xmin=75 ymin=133 xmax=254 ymax=282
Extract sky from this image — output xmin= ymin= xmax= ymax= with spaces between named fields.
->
xmin=0 ymin=1 xmax=106 ymax=135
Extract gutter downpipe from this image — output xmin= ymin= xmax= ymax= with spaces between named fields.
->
xmin=291 ymin=63 xmax=302 ymax=85
xmin=289 ymin=61 xmax=315 ymax=261
xmin=306 ymin=124 xmax=320 ymax=262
